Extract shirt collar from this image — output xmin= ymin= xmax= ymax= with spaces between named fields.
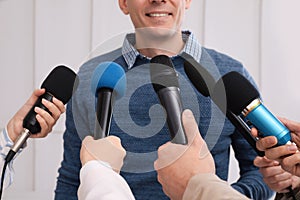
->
xmin=121 ymin=30 xmax=202 ymax=69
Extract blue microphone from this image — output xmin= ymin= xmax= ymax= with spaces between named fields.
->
xmin=91 ymin=62 xmax=126 ymax=139
xmin=242 ymin=99 xmax=290 ymax=145
xmin=213 ymin=71 xmax=291 ymax=146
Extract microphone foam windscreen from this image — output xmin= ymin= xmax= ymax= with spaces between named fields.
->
xmin=91 ymin=62 xmax=126 ymax=100
xmin=41 ymin=65 xmax=78 ymax=104
xmin=150 ymin=55 xmax=179 ymax=92
xmin=213 ymin=71 xmax=260 ymax=115
xmin=182 ymin=53 xmax=216 ymax=97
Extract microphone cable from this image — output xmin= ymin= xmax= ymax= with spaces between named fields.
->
xmin=0 ymin=160 xmax=8 ymax=200
xmin=0 ymin=149 xmax=17 ymax=200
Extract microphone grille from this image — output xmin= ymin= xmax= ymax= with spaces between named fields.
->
xmin=150 ymin=55 xmax=179 ymax=92
xmin=41 ymin=65 xmax=78 ymax=104
xmin=90 ymin=62 xmax=126 ymax=100
xmin=182 ymin=53 xmax=216 ymax=97
xmin=213 ymin=71 xmax=260 ymax=115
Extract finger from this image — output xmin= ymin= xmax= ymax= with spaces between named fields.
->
xmin=251 ymin=127 xmax=259 ymax=138
xmin=279 ymin=117 xmax=300 ymax=133
xmin=157 ymin=141 xmax=171 ymax=153
xmin=254 ymin=156 xmax=279 ymax=168
xmin=33 ymin=88 xmax=46 ymax=96
xmin=27 ymin=89 xmax=46 ymax=105
xmin=281 ymin=152 xmax=300 ymax=175
xmin=161 ymin=185 xmax=171 ymax=199
xmin=155 ymin=142 xmax=185 ymax=170
xmin=83 ymin=136 xmax=126 ymax=172
xmin=182 ymin=109 xmax=202 ymax=146
xmin=278 ymin=117 xmax=288 ymax=124
xmin=52 ymin=97 xmax=66 ymax=113
xmin=42 ymin=98 xmax=61 ymax=121
xmin=264 ymin=171 xmax=292 ymax=183
xmin=154 ymin=160 xmax=159 ymax=171
xmin=32 ymin=114 xmax=50 ymax=138
xmin=106 ymin=136 xmax=126 ymax=154
xmin=156 ymin=172 xmax=163 ymax=185
xmin=259 ymin=165 xmax=286 ymax=178
xmin=266 ymin=179 xmax=292 ymax=193
xmin=82 ymin=135 xmax=94 ymax=144
xmin=155 ymin=109 xmax=198 ymax=169
xmin=81 ymin=136 xmax=97 ymax=157
xmin=106 ymin=136 xmax=121 ymax=147
xmin=264 ymin=144 xmax=298 ymax=161
xmin=291 ymin=133 xmax=300 ymax=147
xmin=256 ymin=136 xmax=277 ymax=151
xmin=34 ymin=106 xmax=55 ymax=127
xmin=80 ymin=136 xmax=96 ymax=164
xmin=291 ymin=175 xmax=300 ymax=189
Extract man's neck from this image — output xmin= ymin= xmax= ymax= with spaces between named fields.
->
xmin=134 ymin=29 xmax=185 ymax=58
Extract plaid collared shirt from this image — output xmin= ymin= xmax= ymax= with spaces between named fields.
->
xmin=121 ymin=30 xmax=202 ymax=69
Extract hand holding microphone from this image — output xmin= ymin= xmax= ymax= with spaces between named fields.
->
xmin=6 ymin=88 xmax=65 ymax=143
xmin=79 ymin=61 xmax=127 ymax=173
xmin=154 ymin=109 xmax=215 ymax=200
xmin=0 ymin=65 xmax=77 ymax=200
xmin=6 ymin=65 xmax=77 ymax=162
xmin=80 ymin=136 xmax=126 ymax=174
xmin=212 ymin=71 xmax=292 ymax=146
xmin=252 ymin=116 xmax=300 ymax=195
xmin=252 ymin=118 xmax=300 ymax=178
xmin=212 ymin=71 xmax=298 ymax=197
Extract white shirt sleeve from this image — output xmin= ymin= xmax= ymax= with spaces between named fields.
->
xmin=78 ymin=160 xmax=135 ymax=200
xmin=0 ymin=128 xmax=21 ymax=189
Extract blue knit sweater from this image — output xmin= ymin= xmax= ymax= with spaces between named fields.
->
xmin=55 ymin=47 xmax=273 ymax=200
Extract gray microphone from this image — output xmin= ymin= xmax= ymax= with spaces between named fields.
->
xmin=150 ymin=55 xmax=187 ymax=145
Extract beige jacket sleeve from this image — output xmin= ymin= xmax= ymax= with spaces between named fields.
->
xmin=183 ymin=173 xmax=250 ymax=200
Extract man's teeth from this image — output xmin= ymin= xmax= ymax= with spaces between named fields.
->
xmin=149 ymin=13 xmax=169 ymax=17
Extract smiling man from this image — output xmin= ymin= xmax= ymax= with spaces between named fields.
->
xmin=55 ymin=1 xmax=273 ymax=199
xmin=118 ymin=0 xmax=189 ymax=58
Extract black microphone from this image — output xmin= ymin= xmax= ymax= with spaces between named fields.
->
xmin=213 ymin=71 xmax=291 ymax=146
xmin=91 ymin=62 xmax=126 ymax=139
xmin=182 ymin=52 xmax=216 ymax=97
xmin=6 ymin=65 xmax=78 ymax=163
xmin=150 ymin=55 xmax=187 ymax=145
xmin=183 ymin=56 xmax=264 ymax=156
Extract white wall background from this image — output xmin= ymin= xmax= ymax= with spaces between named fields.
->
xmin=0 ymin=0 xmax=299 ymax=199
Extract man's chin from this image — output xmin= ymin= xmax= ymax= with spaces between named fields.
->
xmin=136 ymin=27 xmax=178 ymax=40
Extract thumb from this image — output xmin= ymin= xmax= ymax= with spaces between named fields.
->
xmin=182 ymin=109 xmax=201 ymax=144
xmin=279 ymin=117 xmax=300 ymax=133
xmin=182 ymin=109 xmax=209 ymax=159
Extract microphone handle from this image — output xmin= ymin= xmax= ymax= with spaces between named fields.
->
xmin=244 ymin=101 xmax=291 ymax=146
xmin=157 ymin=87 xmax=187 ymax=145
xmin=10 ymin=128 xmax=31 ymax=153
xmin=94 ymin=88 xmax=113 ymax=139
xmin=227 ymin=111 xmax=265 ymax=157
